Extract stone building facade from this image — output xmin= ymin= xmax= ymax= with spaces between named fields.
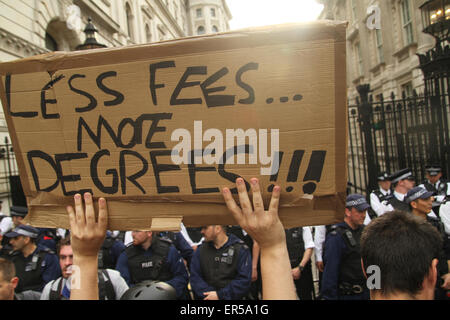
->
xmin=318 ymin=0 xmax=436 ymax=103
xmin=0 ymin=0 xmax=231 ymax=213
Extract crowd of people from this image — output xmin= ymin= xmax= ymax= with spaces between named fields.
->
xmin=0 ymin=164 xmax=449 ymax=301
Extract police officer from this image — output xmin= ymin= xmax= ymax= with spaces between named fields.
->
xmin=98 ymin=231 xmax=126 ymax=270
xmin=115 ymin=230 xmax=189 ymax=299
xmin=320 ymin=194 xmax=370 ymax=300
xmin=190 ymin=225 xmax=252 ymax=300
xmin=368 ymin=171 xmax=393 ymax=218
xmin=41 ymin=237 xmax=129 ymax=300
xmin=5 ymin=225 xmax=60 ymax=292
xmin=419 ymin=165 xmax=448 ymax=219
xmin=286 ymin=226 xmax=315 ymax=300
xmin=405 ymin=187 xmax=450 ymax=300
xmin=157 ymin=231 xmax=194 ymax=268
xmin=387 ymin=168 xmax=415 ymax=212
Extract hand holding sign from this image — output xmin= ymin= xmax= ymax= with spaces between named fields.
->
xmin=222 ymin=177 xmax=297 ymax=300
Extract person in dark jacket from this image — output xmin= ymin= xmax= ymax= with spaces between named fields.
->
xmin=189 ymin=225 xmax=252 ymax=300
xmin=5 ymin=225 xmax=60 ymax=293
xmin=320 ymin=194 xmax=370 ymax=300
xmin=115 ymin=230 xmax=189 ymax=299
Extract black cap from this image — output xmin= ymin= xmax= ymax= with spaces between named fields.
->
xmin=390 ymin=168 xmax=414 ymax=184
xmin=5 ymin=224 xmax=39 ymax=238
xmin=405 ymin=187 xmax=434 ymax=204
xmin=10 ymin=206 xmax=28 ymax=218
xmin=377 ymin=171 xmax=391 ymax=182
xmin=425 ymin=165 xmax=442 ymax=176
xmin=346 ymin=194 xmax=371 ymax=211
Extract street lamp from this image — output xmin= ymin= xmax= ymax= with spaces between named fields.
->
xmin=420 ymin=0 xmax=450 ymax=41
xmin=76 ymin=18 xmax=107 ymax=50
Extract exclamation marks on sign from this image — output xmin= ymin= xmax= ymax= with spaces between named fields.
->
xmin=268 ymin=151 xmax=283 ymax=192
xmin=267 ymin=150 xmax=326 ymax=194
xmin=302 ymin=151 xmax=326 ymax=194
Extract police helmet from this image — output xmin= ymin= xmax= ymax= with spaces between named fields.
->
xmin=120 ymin=280 xmax=177 ymax=300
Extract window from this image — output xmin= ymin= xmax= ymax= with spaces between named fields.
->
xmin=145 ymin=24 xmax=152 ymax=43
xmin=401 ymin=82 xmax=413 ymax=98
xmin=212 ymin=25 xmax=218 ymax=33
xmin=375 ymin=29 xmax=384 ymax=63
xmin=211 ymin=8 xmax=216 ymax=17
xmin=126 ymin=3 xmax=134 ymax=40
xmin=354 ymin=42 xmax=363 ymax=77
xmin=401 ymin=0 xmax=414 ymax=45
xmin=197 ymin=26 xmax=205 ymax=35
xmin=196 ymin=8 xmax=202 ymax=18
xmin=45 ymin=32 xmax=58 ymax=51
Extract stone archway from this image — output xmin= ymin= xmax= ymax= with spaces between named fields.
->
xmin=36 ymin=0 xmax=81 ymax=51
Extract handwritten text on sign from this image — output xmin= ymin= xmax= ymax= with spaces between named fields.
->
xmin=3 ymin=41 xmax=337 ymax=199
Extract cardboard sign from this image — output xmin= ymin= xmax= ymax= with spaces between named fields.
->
xmin=0 ymin=21 xmax=347 ymax=231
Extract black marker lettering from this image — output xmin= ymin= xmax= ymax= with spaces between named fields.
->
xmin=170 ymin=66 xmax=206 ymax=105
xmin=27 ymin=150 xmax=59 ymax=192
xmin=218 ymin=145 xmax=251 ymax=194
xmin=41 ymin=74 xmax=64 ymax=119
xmin=188 ymin=150 xmax=220 ymax=194
xmin=97 ymin=71 xmax=124 ymax=106
xmin=150 ymin=61 xmax=175 ymax=106
xmin=119 ymin=150 xmax=148 ymax=195
xmin=135 ymin=113 xmax=173 ymax=149
xmin=69 ymin=74 xmax=98 ymax=113
xmin=55 ymin=153 xmax=92 ymax=196
xmin=287 ymin=150 xmax=305 ymax=182
xmin=6 ymin=74 xmax=38 ymax=118
xmin=90 ymin=149 xmax=118 ymax=195
xmin=150 ymin=150 xmax=181 ymax=194
xmin=236 ymin=62 xmax=258 ymax=104
xmin=200 ymin=67 xmax=235 ymax=108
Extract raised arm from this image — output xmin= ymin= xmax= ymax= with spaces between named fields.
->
xmin=222 ymin=177 xmax=297 ymax=300
xmin=66 ymin=193 xmax=108 ymax=300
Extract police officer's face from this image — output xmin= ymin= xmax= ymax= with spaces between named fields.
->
xmin=201 ymin=226 xmax=217 ymax=242
xmin=132 ymin=231 xmax=151 ymax=245
xmin=426 ymin=173 xmax=441 ymax=184
xmin=346 ymin=208 xmax=366 ymax=227
xmin=379 ymin=180 xmax=391 ymax=191
xmin=59 ymin=245 xmax=74 ymax=279
xmin=9 ymin=236 xmax=27 ymax=252
xmin=412 ymin=197 xmax=434 ymax=214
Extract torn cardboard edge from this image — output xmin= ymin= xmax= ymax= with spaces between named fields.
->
xmin=23 ymin=192 xmax=345 ymax=231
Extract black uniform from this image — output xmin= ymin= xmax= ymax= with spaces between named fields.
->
xmin=285 ymin=227 xmax=314 ymax=300
xmin=426 ymin=216 xmax=450 ymax=300
xmin=421 ymin=180 xmax=448 ymax=218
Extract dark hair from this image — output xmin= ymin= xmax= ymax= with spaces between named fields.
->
xmin=0 ymin=258 xmax=16 ymax=281
xmin=360 ymin=210 xmax=442 ymax=297
xmin=57 ymin=236 xmax=71 ymax=256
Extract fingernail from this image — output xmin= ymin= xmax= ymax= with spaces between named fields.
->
xmin=251 ymin=178 xmax=258 ymax=185
xmin=74 ymin=194 xmax=81 ymax=200
xmin=236 ymin=178 xmax=243 ymax=185
xmin=223 ymin=188 xmax=229 ymax=194
xmin=274 ymin=185 xmax=281 ymax=192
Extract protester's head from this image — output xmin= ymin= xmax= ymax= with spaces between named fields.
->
xmin=5 ymin=225 xmax=39 ymax=253
xmin=344 ymin=194 xmax=370 ymax=229
xmin=132 ymin=230 xmax=153 ymax=246
xmin=201 ymin=225 xmax=227 ymax=242
xmin=425 ymin=165 xmax=442 ymax=184
xmin=10 ymin=206 xmax=28 ymax=227
xmin=360 ymin=210 xmax=441 ymax=300
xmin=390 ymin=168 xmax=415 ymax=192
xmin=377 ymin=171 xmax=391 ymax=191
xmin=406 ymin=187 xmax=434 ymax=216
xmin=57 ymin=237 xmax=74 ymax=279
xmin=0 ymin=258 xmax=19 ymax=300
